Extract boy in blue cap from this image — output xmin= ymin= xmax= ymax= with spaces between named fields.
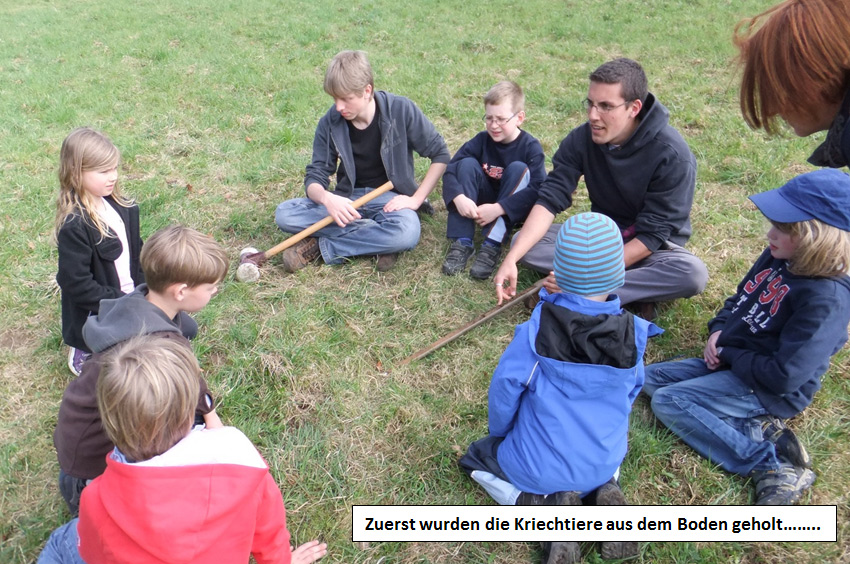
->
xmin=460 ymin=212 xmax=662 ymax=563
xmin=644 ymin=169 xmax=850 ymax=505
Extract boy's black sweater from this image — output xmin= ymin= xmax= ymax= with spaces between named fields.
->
xmin=709 ymin=249 xmax=850 ymax=418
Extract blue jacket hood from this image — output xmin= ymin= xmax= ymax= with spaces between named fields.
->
xmin=489 ymin=290 xmax=662 ymax=494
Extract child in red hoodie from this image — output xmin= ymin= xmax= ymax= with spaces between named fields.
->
xmin=37 ymin=334 xmax=327 ymax=564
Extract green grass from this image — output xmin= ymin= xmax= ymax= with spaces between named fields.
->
xmin=1 ymin=0 xmax=848 ymax=562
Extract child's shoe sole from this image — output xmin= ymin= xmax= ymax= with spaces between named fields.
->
xmin=596 ymin=480 xmax=639 ymax=560
xmin=547 ymin=541 xmax=581 ymax=564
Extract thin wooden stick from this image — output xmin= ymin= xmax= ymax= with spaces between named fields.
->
xmin=398 ymin=279 xmax=545 ymax=366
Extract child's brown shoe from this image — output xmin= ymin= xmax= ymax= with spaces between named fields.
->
xmin=281 ymin=238 xmax=321 ymax=273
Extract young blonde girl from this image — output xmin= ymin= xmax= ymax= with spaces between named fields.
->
xmin=55 ymin=128 xmax=143 ymax=375
xmin=643 ymin=169 xmax=850 ymax=506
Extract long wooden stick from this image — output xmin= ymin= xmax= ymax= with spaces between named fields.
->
xmin=266 ymin=180 xmax=395 ymax=259
xmin=398 ymin=279 xmax=545 ymax=366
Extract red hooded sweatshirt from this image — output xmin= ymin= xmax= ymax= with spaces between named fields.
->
xmin=77 ymin=427 xmax=291 ymax=564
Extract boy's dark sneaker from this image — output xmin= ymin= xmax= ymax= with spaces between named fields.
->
xmin=630 ymin=301 xmax=657 ymax=322
xmin=417 ymin=200 xmax=435 ymax=216
xmin=524 ymin=292 xmax=541 ymax=309
xmin=516 ymin=492 xmax=556 ymax=506
xmin=594 ymin=479 xmax=639 ymax=560
xmin=554 ymin=491 xmax=581 ymax=506
xmin=469 ymin=244 xmax=501 ymax=280
xmin=376 ymin=253 xmax=399 ymax=272
xmin=541 ymin=491 xmax=581 ymax=564
xmin=545 ymin=541 xmax=581 ymax=564
xmin=757 ymin=415 xmax=813 ymax=469
xmin=281 ymin=237 xmax=321 ymax=273
xmin=442 ymin=240 xmax=474 ymax=275
xmin=753 ymin=464 xmax=816 ymax=505
xmin=67 ymin=347 xmax=91 ymax=377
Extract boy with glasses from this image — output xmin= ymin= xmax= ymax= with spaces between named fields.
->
xmin=495 ymin=58 xmax=708 ymax=319
xmin=441 ymin=81 xmax=547 ymax=279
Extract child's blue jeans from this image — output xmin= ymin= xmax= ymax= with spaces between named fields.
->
xmin=644 ymin=358 xmax=781 ymax=476
xmin=445 ymin=159 xmax=530 ymax=244
xmin=37 ymin=519 xmax=85 ymax=564
xmin=275 ymin=188 xmax=420 ymax=263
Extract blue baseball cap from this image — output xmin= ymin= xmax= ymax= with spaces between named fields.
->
xmin=749 ymin=169 xmax=850 ymax=230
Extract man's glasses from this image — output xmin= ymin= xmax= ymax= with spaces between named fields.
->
xmin=483 ymin=112 xmax=518 ymax=126
xmin=582 ymin=99 xmax=630 ymax=114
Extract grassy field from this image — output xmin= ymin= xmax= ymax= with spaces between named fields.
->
xmin=1 ymin=0 xmax=847 ymax=562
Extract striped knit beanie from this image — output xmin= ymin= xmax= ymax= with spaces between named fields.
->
xmin=553 ymin=212 xmax=625 ymax=297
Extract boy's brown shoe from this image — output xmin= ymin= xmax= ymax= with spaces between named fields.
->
xmin=281 ymin=237 xmax=321 ymax=273
xmin=595 ymin=480 xmax=639 ymax=560
xmin=541 ymin=491 xmax=581 ymax=564
xmin=376 ymin=252 xmax=399 ymax=272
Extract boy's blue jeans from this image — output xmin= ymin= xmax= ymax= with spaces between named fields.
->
xmin=445 ymin=159 xmax=530 ymax=244
xmin=644 ymin=358 xmax=781 ymax=476
xmin=37 ymin=519 xmax=85 ymax=564
xmin=274 ymin=188 xmax=420 ymax=264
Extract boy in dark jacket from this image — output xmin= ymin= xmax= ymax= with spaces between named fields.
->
xmin=53 ymin=225 xmax=228 ymax=515
xmin=274 ymin=50 xmax=449 ymax=272
xmin=461 ymin=212 xmax=661 ymax=563
xmin=441 ymin=81 xmax=546 ymax=279
xmin=644 ymin=169 xmax=850 ymax=506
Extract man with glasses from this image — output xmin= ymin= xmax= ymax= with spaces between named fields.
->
xmin=441 ymin=81 xmax=547 ymax=279
xmin=494 ymin=58 xmax=708 ymax=319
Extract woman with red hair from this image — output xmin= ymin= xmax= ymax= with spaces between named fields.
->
xmin=735 ymin=0 xmax=850 ymax=167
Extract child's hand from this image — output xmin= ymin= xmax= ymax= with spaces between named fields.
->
xmin=703 ymin=331 xmax=723 ymax=369
xmin=202 ymin=409 xmax=224 ymax=429
xmin=290 ymin=540 xmax=328 ymax=564
xmin=494 ymin=261 xmax=518 ymax=305
xmin=383 ymin=194 xmax=417 ymax=212
xmin=542 ymin=271 xmax=560 ymax=295
xmin=453 ymin=194 xmax=479 ymax=219
xmin=475 ymin=203 xmax=504 ymax=226
xmin=322 ymin=193 xmax=361 ymax=227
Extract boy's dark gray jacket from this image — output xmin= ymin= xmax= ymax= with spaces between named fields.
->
xmin=304 ymin=90 xmax=450 ymax=197
xmin=537 ymin=93 xmax=696 ymax=253
xmin=54 ymin=285 xmax=212 ymax=480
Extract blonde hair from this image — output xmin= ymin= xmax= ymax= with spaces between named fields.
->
xmin=484 ymin=81 xmax=525 ymax=113
xmin=97 ymin=335 xmax=200 ymax=462
xmin=140 ymin=225 xmax=229 ymax=292
xmin=54 ymin=127 xmax=132 ymax=241
xmin=734 ymin=0 xmax=850 ymax=133
xmin=323 ymin=50 xmax=374 ymax=98
xmin=773 ymin=219 xmax=850 ymax=277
